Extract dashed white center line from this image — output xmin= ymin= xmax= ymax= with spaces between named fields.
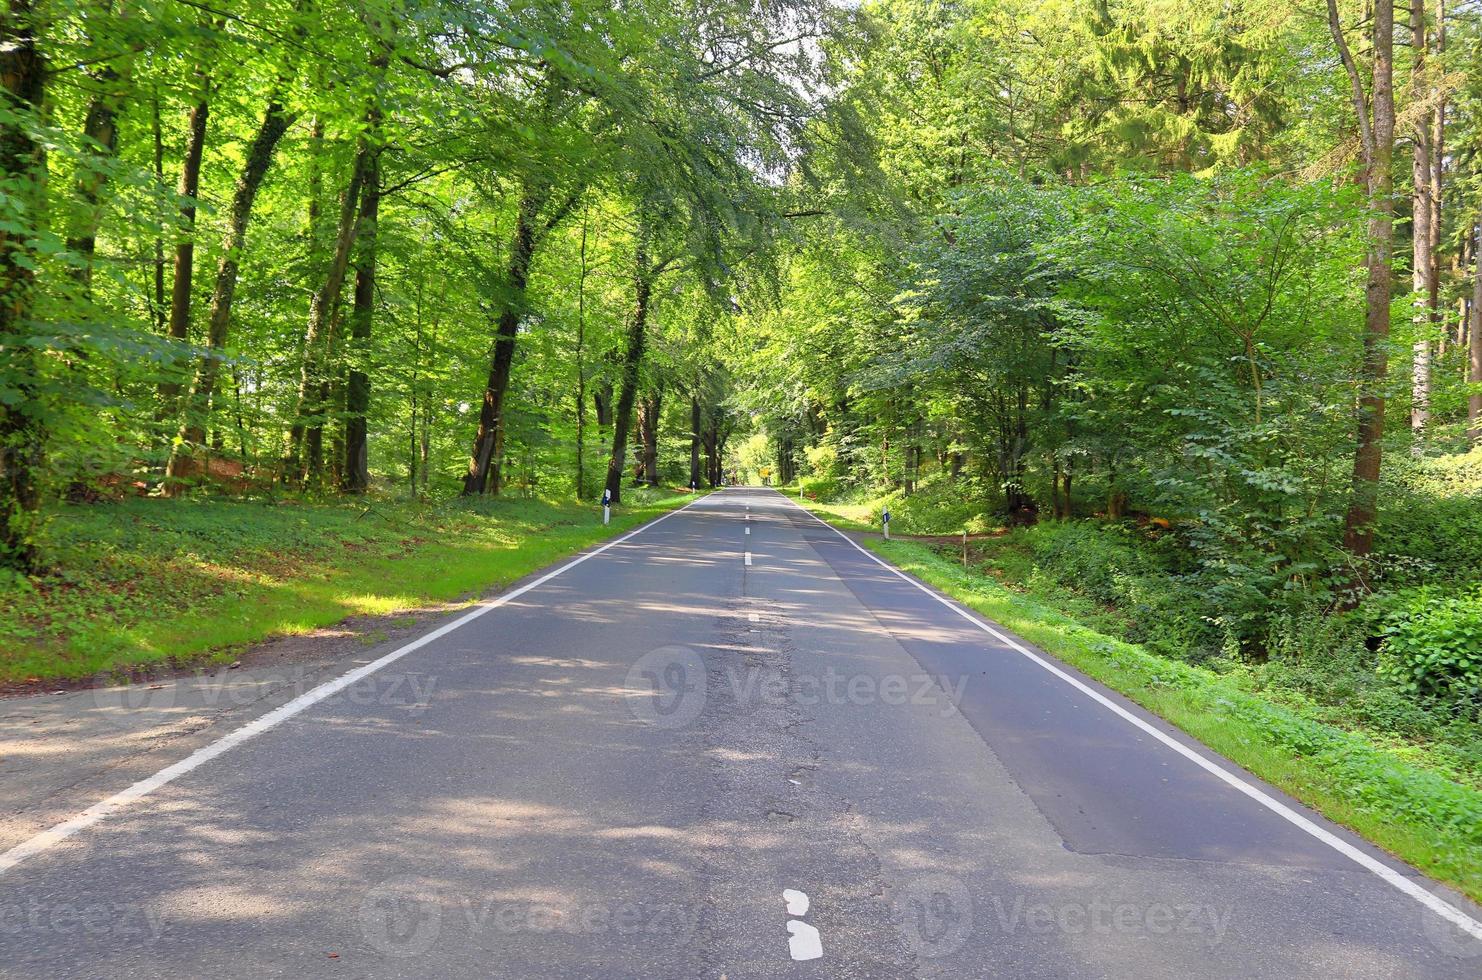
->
xmin=745 ymin=526 xmax=751 ymax=535
xmin=787 ymin=922 xmax=822 ymax=961
xmin=744 ymin=551 xmax=753 ymax=566
xmin=783 ymin=889 xmax=821 ymax=961
xmin=748 ymin=613 xmax=759 ymax=623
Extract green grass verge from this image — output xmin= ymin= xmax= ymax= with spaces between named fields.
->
xmin=0 ymin=489 xmax=698 ymax=685
xmin=790 ymin=495 xmax=1482 ymax=902
xmin=780 ymin=491 xmax=877 ymax=532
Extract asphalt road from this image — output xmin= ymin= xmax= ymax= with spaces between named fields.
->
xmin=2 ymin=487 xmax=1481 ymax=978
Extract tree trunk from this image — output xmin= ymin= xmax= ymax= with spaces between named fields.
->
xmin=1334 ymin=0 xmax=1396 ymax=558
xmin=639 ymin=390 xmax=661 ymax=485
xmin=490 ymin=422 xmax=505 ymax=494
xmin=574 ymin=206 xmax=589 ymax=498
xmin=463 ymin=184 xmax=539 ymax=494
xmin=327 ymin=373 xmax=344 ymax=488
xmin=703 ymin=420 xmax=718 ymax=488
xmin=631 ymin=410 xmax=645 ymax=484
xmin=166 ymin=95 xmax=297 ymax=491
xmin=66 ymin=28 xmax=133 ymax=289
xmin=1470 ymin=218 xmax=1482 ymax=444
xmin=594 ymin=382 xmax=613 ymax=428
xmin=290 ymin=138 xmax=371 ymax=485
xmin=1430 ymin=0 xmax=1445 ymax=347
xmin=156 ymin=81 xmax=210 ymax=410
xmin=604 ymin=252 xmax=653 ymax=506
xmin=0 ymin=0 xmax=46 ymax=571
xmin=1409 ymin=0 xmax=1433 ymax=444
xmin=150 ymin=86 xmax=165 ymax=332
xmin=689 ymin=395 xmax=702 ymax=489
xmin=343 ymin=147 xmax=380 ymax=492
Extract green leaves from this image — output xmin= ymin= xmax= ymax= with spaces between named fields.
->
xmin=1379 ymin=588 xmax=1482 ymax=702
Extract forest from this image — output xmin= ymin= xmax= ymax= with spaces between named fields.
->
xmin=4 ymin=0 xmax=1482 ymax=891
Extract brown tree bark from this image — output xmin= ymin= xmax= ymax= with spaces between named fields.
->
xmin=342 ymin=148 xmax=379 ymax=492
xmin=463 ymin=186 xmax=539 ymax=495
xmin=156 ymin=78 xmax=210 ymax=409
xmin=1328 ymin=0 xmax=1396 ymax=558
xmin=1470 ymin=218 xmax=1482 ymax=444
xmin=689 ymin=394 xmax=702 ymax=490
xmin=150 ymin=86 xmax=165 ymax=332
xmin=66 ymin=2 xmax=134 ymax=289
xmin=0 ymin=0 xmax=46 ymax=570
xmin=574 ymin=205 xmax=590 ymax=497
xmin=639 ymin=389 xmax=661 ymax=485
xmin=604 ymin=249 xmax=654 ymax=506
xmin=778 ymin=436 xmax=797 ymax=486
xmin=289 ymin=138 xmax=372 ymax=485
xmin=631 ymin=410 xmax=645 ymax=484
xmin=1431 ymin=0 xmax=1445 ymax=335
xmin=1409 ymin=0 xmax=1433 ymax=443
xmin=166 ymin=95 xmax=297 ymax=491
xmin=594 ymin=383 xmax=613 ymax=429
xmin=703 ymin=425 xmax=716 ymax=487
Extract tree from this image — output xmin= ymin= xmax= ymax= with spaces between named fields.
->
xmin=165 ymin=89 xmax=299 ymax=490
xmin=1471 ymin=217 xmax=1482 ymax=443
xmin=343 ymin=146 xmax=381 ymax=492
xmin=0 ymin=0 xmax=47 ymax=570
xmin=1410 ymin=0 xmax=1436 ymax=443
xmin=1327 ymin=0 xmax=1397 ymax=560
xmin=157 ymin=63 xmax=210 ymax=410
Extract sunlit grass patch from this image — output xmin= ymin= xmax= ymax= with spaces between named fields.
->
xmin=0 ymin=491 xmax=695 ymax=684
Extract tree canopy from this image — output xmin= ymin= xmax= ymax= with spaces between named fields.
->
xmin=2 ymin=0 xmax=1482 ymax=641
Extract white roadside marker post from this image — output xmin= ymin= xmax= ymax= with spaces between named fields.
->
xmin=882 ymin=506 xmax=890 ymax=540
xmin=601 ymin=487 xmax=611 ymax=526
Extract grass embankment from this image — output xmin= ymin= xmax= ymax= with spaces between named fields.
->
xmin=0 ymin=489 xmax=696 ymax=686
xmin=789 ymin=494 xmax=1482 ymax=904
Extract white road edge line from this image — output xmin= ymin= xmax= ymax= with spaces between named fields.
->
xmin=0 ymin=494 xmax=711 ymax=878
xmin=780 ymin=490 xmax=1482 ymax=942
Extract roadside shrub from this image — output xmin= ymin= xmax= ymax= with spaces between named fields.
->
xmin=1014 ymin=521 xmax=1217 ymax=660
xmin=799 ymin=475 xmax=845 ymax=501
xmin=1261 ymin=597 xmax=1369 ymax=665
xmin=1374 ymin=448 xmax=1482 ymax=586
xmin=1024 ymin=522 xmax=1158 ymax=606
xmin=866 ymin=475 xmax=996 ymax=534
xmin=1378 ymin=588 xmax=1482 ymax=703
xmin=1117 ymin=572 xmax=1221 ymax=661
xmin=805 ymin=443 xmax=842 ymax=478
xmin=1350 ymin=686 xmax=1450 ymax=739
